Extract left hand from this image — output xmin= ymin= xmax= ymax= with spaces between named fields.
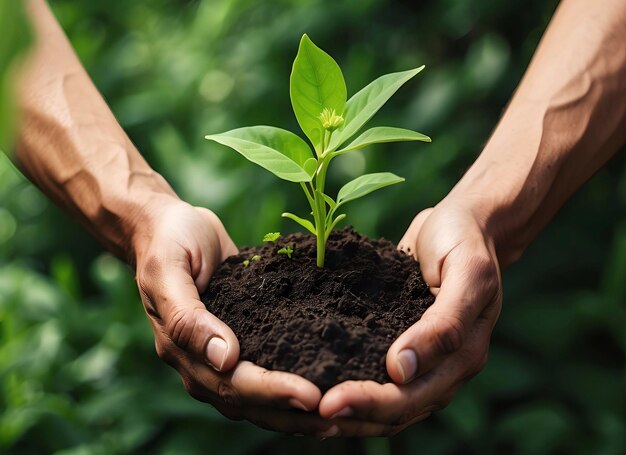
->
xmin=316 ymin=200 xmax=503 ymax=436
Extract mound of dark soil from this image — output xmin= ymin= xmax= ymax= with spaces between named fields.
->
xmin=202 ymin=227 xmax=434 ymax=392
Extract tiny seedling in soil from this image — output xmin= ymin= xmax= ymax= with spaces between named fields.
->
xmin=206 ymin=34 xmax=430 ymax=267
xmin=242 ymin=255 xmax=261 ymax=267
xmin=263 ymin=232 xmax=281 ymax=244
xmin=277 ymin=245 xmax=294 ymax=258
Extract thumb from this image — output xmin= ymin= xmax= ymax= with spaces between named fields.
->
xmin=137 ymin=254 xmax=240 ymax=372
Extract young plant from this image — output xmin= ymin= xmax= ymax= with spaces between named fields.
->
xmin=277 ymin=245 xmax=294 ymax=259
xmin=206 ymin=34 xmax=430 ymax=267
xmin=263 ymin=232 xmax=281 ymax=244
xmin=242 ymin=255 xmax=261 ymax=267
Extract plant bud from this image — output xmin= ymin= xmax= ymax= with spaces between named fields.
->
xmin=319 ymin=108 xmax=344 ymax=131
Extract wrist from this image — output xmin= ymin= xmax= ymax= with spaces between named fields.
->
xmin=118 ymin=189 xmax=182 ymax=266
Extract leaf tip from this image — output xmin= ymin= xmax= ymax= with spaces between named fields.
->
xmin=300 ymin=33 xmax=312 ymax=46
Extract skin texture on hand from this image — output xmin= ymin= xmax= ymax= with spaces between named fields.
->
xmin=132 ymin=199 xmax=334 ymax=432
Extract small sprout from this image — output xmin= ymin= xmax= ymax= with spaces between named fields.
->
xmin=277 ymin=245 xmax=294 ymax=259
xmin=251 ymin=255 xmax=261 ymax=262
xmin=242 ymin=259 xmax=250 ymax=267
xmin=263 ymin=232 xmax=281 ymax=244
xmin=319 ymin=107 xmax=344 ymax=131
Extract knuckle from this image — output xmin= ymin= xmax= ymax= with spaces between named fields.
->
xmin=136 ymin=254 xmax=164 ymax=288
xmin=135 ymin=254 xmax=166 ymax=314
xmin=166 ymin=307 xmax=198 ymax=351
xmin=469 ymin=253 xmax=500 ymax=294
xmin=218 ymin=381 xmax=242 ymax=407
xmin=468 ymin=251 xmax=493 ymax=275
xmin=433 ymin=317 xmax=465 ymax=354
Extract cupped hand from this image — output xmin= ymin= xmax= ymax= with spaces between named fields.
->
xmin=132 ymin=198 xmax=329 ymax=434
xmin=317 ymin=201 xmax=503 ymax=436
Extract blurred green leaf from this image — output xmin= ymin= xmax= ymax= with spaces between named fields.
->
xmin=0 ymin=0 xmax=31 ymax=152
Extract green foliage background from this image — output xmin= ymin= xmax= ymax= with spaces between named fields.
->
xmin=1 ymin=0 xmax=624 ymax=453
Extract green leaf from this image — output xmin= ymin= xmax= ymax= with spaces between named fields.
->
xmin=281 ymin=212 xmax=316 ymax=235
xmin=290 ymin=34 xmax=347 ymax=151
xmin=334 ymin=126 xmax=431 ymax=155
xmin=336 ymin=172 xmax=405 ymax=207
xmin=328 ymin=66 xmax=425 ymax=150
xmin=205 ymin=126 xmax=316 ymax=182
xmin=263 ymin=232 xmax=281 ymax=243
xmin=277 ymin=246 xmax=294 ymax=258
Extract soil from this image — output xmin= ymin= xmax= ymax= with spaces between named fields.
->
xmin=201 ymin=227 xmax=435 ymax=392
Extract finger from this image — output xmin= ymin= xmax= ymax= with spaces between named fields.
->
xmin=163 ymin=351 xmax=322 ymax=412
xmin=202 ymin=208 xmax=238 ymax=260
xmin=398 ymin=208 xmax=434 ymax=258
xmin=387 ymin=241 xmax=499 ymax=383
xmin=318 ymin=377 xmax=455 ymax=426
xmin=188 ymin=207 xmax=238 ymax=292
xmin=227 ymin=361 xmax=322 ymax=412
xmin=137 ymin=253 xmax=240 ymax=372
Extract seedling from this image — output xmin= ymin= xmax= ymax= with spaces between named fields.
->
xmin=207 ymin=34 xmax=430 ymax=267
xmin=277 ymin=245 xmax=294 ymax=259
xmin=263 ymin=232 xmax=281 ymax=244
xmin=243 ymin=255 xmax=261 ymax=267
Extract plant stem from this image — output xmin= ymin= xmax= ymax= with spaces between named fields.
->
xmin=313 ymin=153 xmax=332 ymax=267
xmin=310 ymin=129 xmax=334 ymax=268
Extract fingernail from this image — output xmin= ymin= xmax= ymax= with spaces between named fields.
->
xmin=397 ymin=349 xmax=417 ymax=383
xmin=318 ymin=425 xmax=339 ymax=439
xmin=330 ymin=406 xmax=353 ymax=419
xmin=288 ymin=398 xmax=309 ymax=412
xmin=207 ymin=337 xmax=227 ymax=371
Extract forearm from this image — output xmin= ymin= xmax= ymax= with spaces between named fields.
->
xmin=15 ymin=0 xmax=178 ymax=261
xmin=448 ymin=0 xmax=626 ymax=267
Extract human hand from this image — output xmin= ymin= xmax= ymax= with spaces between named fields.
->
xmin=133 ymin=198 xmax=330 ymax=433
xmin=316 ymin=200 xmax=503 ymax=436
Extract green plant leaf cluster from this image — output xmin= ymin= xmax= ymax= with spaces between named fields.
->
xmin=206 ymin=34 xmax=430 ymax=267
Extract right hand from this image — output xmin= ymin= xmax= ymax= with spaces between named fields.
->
xmin=132 ymin=198 xmax=332 ymax=434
